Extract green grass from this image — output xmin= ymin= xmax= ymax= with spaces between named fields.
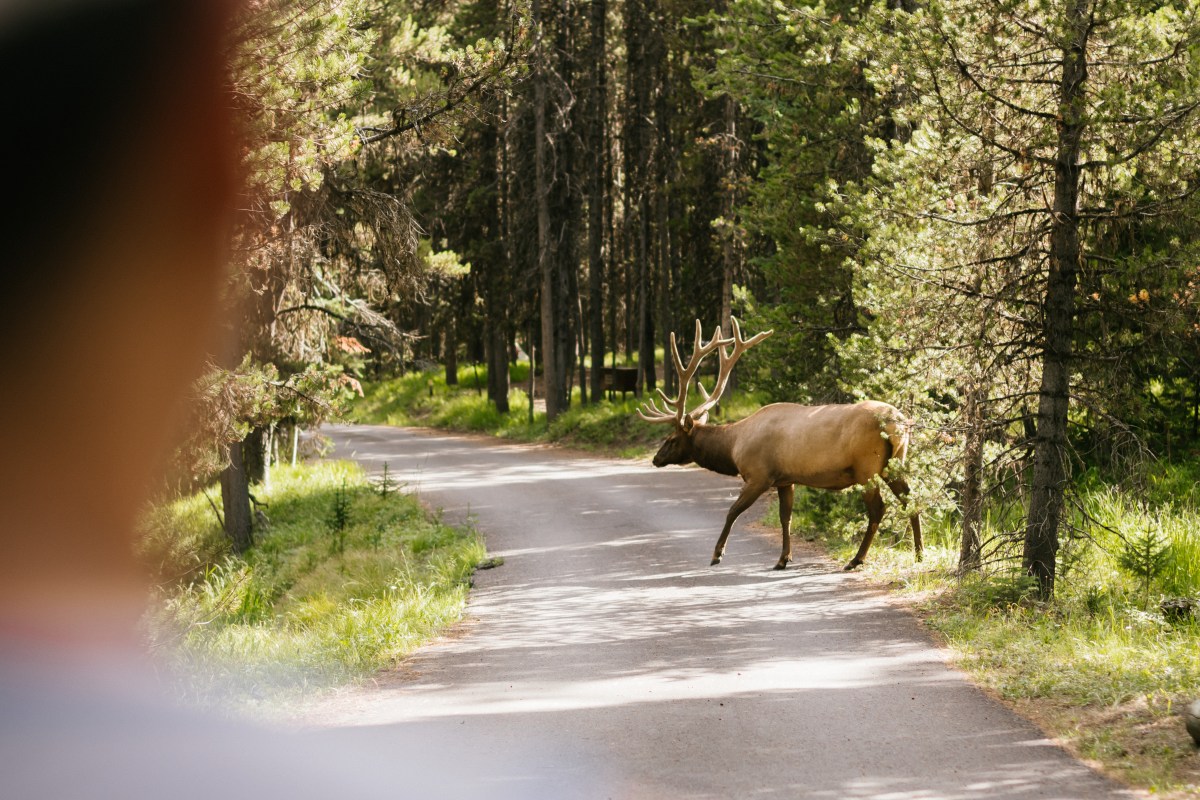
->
xmin=768 ymin=469 xmax=1200 ymax=794
xmin=348 ymin=362 xmax=769 ymax=457
xmin=140 ymin=461 xmax=485 ymax=711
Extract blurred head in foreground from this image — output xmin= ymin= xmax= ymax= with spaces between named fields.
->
xmin=0 ymin=7 xmax=610 ymax=798
xmin=0 ymin=0 xmax=236 ymax=644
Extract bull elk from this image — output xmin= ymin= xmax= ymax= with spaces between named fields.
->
xmin=639 ymin=318 xmax=922 ymax=571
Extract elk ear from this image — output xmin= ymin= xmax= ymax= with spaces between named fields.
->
xmin=693 ymin=409 xmax=709 ymax=426
xmin=681 ymin=415 xmax=696 ymax=433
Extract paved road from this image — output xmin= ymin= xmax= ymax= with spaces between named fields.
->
xmin=301 ymin=424 xmax=1133 ymax=800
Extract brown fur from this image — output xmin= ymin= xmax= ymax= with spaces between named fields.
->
xmin=652 ymin=400 xmax=922 ymax=570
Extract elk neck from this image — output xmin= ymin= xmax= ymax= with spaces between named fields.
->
xmin=689 ymin=422 xmax=740 ymax=477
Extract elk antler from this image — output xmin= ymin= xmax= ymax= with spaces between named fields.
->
xmin=637 ymin=317 xmax=772 ymax=426
xmin=637 ymin=319 xmax=731 ymax=425
xmin=688 ymin=317 xmax=773 ymax=421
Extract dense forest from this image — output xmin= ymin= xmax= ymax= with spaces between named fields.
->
xmin=201 ymin=0 xmax=1200 ymax=600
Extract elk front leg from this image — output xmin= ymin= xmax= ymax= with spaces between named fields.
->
xmin=845 ymin=485 xmax=885 ymax=571
xmin=887 ymin=477 xmax=923 ymax=562
xmin=711 ymin=481 xmax=768 ymax=566
xmin=775 ymin=484 xmax=795 ymax=570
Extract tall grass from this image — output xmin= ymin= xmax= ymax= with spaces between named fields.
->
xmin=141 ymin=461 xmax=485 ymax=710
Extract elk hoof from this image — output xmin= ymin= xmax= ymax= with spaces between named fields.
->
xmin=844 ymin=558 xmax=864 ymax=571
xmin=773 ymin=559 xmax=790 ymax=571
xmin=710 ymin=555 xmax=723 ymax=566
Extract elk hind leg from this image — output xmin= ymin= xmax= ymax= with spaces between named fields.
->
xmin=887 ymin=477 xmax=923 ymax=562
xmin=712 ymin=482 xmax=768 ymax=566
xmin=775 ymin=484 xmax=795 ymax=570
xmin=845 ymin=485 xmax=885 ymax=571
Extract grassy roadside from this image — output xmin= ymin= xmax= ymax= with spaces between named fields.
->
xmin=760 ymin=482 xmax=1200 ymax=797
xmin=352 ymin=366 xmax=1200 ymax=795
xmin=139 ymin=460 xmax=485 ymax=714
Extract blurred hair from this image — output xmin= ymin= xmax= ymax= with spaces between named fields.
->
xmin=1 ymin=0 xmax=219 ymax=279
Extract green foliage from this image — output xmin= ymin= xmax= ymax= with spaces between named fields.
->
xmin=699 ymin=1 xmax=878 ymax=404
xmin=929 ymin=595 xmax=1200 ymax=709
xmin=1116 ymin=524 xmax=1171 ymax=609
xmin=177 ymin=357 xmax=358 ymax=483
xmin=375 ymin=461 xmax=399 ymax=497
xmin=232 ymin=0 xmax=372 ymax=219
xmin=144 ymin=461 xmax=486 ymax=709
xmin=325 ymin=478 xmax=352 ymax=554
xmin=138 ymin=493 xmax=232 ymax=587
xmin=957 ymin=572 xmax=1041 ymax=611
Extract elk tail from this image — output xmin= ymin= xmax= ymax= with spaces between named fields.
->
xmin=887 ymin=415 xmax=911 ymax=466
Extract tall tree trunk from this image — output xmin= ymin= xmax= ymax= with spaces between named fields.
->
xmin=221 ymin=439 xmax=253 ymax=554
xmin=586 ymin=0 xmax=607 ymax=404
xmin=553 ymin=0 xmax=579 ymax=413
xmin=719 ymin=94 xmax=739 ymax=336
xmin=488 ymin=324 xmax=510 ymax=412
xmin=637 ymin=201 xmax=655 ymax=394
xmin=655 ymin=18 xmax=674 ymax=397
xmin=1024 ymin=2 xmax=1089 ymax=600
xmin=533 ymin=0 xmax=559 ymax=419
xmin=960 ymin=99 xmax=995 ymax=575
xmin=656 ymin=189 xmax=673 ymax=396
xmin=626 ymin=0 xmax=656 ymax=395
xmin=718 ymin=94 xmax=741 ymax=398
xmin=489 ymin=95 xmax=511 ymax=413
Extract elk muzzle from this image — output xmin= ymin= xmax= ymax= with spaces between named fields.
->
xmin=652 ymin=431 xmax=691 ymax=467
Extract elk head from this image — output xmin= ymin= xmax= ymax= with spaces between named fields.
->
xmin=638 ymin=317 xmax=772 ymax=468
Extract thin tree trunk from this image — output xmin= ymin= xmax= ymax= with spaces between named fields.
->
xmin=445 ymin=309 xmax=459 ymax=385
xmin=637 ymin=201 xmax=655 ymax=394
xmin=625 ymin=0 xmax=654 ymax=392
xmin=243 ymin=426 xmax=266 ymax=485
xmin=533 ymin=0 xmax=559 ymax=419
xmin=961 ymin=99 xmax=994 ymax=576
xmin=959 ymin=387 xmax=984 ymax=573
xmin=263 ymin=422 xmax=274 ymax=494
xmin=490 ymin=94 xmax=511 ymax=413
xmin=528 ymin=320 xmax=537 ymax=424
xmin=719 ymin=94 xmax=741 ymax=398
xmin=656 ymin=192 xmax=673 ymax=397
xmin=586 ymin=0 xmax=607 ymax=404
xmin=655 ymin=20 xmax=674 ymax=397
xmin=719 ymin=93 xmax=738 ymax=336
xmin=1024 ymin=1 xmax=1089 ymax=600
xmin=553 ymin=0 xmax=579 ymax=413
xmin=221 ymin=439 xmax=253 ymax=554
